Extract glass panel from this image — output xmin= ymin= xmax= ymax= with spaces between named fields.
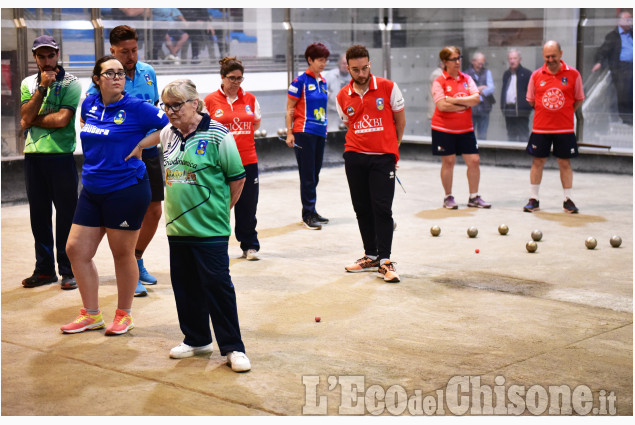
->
xmin=1 ymin=8 xmax=21 ymax=157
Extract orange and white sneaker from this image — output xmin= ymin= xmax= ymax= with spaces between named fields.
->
xmin=105 ymin=309 xmax=134 ymax=335
xmin=60 ymin=308 xmax=105 ymax=334
xmin=377 ymin=260 xmax=400 ymax=283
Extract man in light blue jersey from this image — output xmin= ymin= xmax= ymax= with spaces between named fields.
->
xmin=87 ymin=25 xmax=163 ymax=297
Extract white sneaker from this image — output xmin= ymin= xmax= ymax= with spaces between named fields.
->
xmin=245 ymin=249 xmax=259 ymax=261
xmin=169 ymin=342 xmax=213 ymax=359
xmin=226 ymin=351 xmax=251 ymax=372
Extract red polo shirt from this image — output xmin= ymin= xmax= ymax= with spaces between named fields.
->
xmin=204 ymin=87 xmax=261 ymax=165
xmin=526 ymin=60 xmax=584 ymax=134
xmin=336 ymin=74 xmax=404 ymax=162
xmin=431 ymin=70 xmax=479 ymax=134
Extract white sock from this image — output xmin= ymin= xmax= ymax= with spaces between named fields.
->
xmin=380 ymin=258 xmax=390 ymax=266
xmin=530 ymin=184 xmax=540 ymax=200
xmin=86 ymin=308 xmax=100 ymax=315
xmin=563 ymin=188 xmax=572 ymax=201
xmin=444 ymin=194 xmax=453 ymax=200
xmin=367 ymin=255 xmax=378 ymax=260
xmin=470 ymin=193 xmax=478 ymax=199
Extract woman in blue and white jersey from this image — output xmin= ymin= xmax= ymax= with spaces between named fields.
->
xmin=61 ymin=56 xmax=168 ymax=336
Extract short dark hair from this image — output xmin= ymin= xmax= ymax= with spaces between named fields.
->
xmin=110 ymin=25 xmax=138 ymax=46
xmin=91 ymin=55 xmax=121 ymax=91
xmin=304 ymin=43 xmax=330 ymax=64
xmin=346 ymin=44 xmax=369 ymax=63
xmin=219 ymin=56 xmax=244 ymax=77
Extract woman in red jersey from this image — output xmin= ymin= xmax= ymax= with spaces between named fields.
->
xmin=431 ymin=46 xmax=491 ymax=210
xmin=204 ymin=57 xmax=261 ymax=261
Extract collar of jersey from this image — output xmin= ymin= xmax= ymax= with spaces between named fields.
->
xmin=346 ymin=74 xmax=377 ymax=96
xmin=219 ymin=86 xmax=244 ymax=103
xmin=97 ymin=91 xmax=129 ymax=109
xmin=540 ymin=60 xmax=570 ymax=75
xmin=170 ymin=112 xmax=210 ymax=141
xmin=441 ymin=69 xmax=466 ymax=81
xmin=305 ymin=68 xmax=325 ymax=82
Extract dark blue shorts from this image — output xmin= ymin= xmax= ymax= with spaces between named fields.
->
xmin=526 ymin=132 xmax=578 ymax=158
xmin=431 ymin=130 xmax=479 ymax=156
xmin=72 ymin=175 xmax=151 ymax=230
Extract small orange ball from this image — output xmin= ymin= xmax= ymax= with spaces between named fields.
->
xmin=315 ymin=316 xmax=321 ymax=322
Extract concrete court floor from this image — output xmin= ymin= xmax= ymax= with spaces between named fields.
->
xmin=1 ymin=159 xmax=632 ymax=416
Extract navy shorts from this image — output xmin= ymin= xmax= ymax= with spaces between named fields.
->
xmin=526 ymin=132 xmax=578 ymax=159
xmin=72 ymin=175 xmax=151 ymax=230
xmin=431 ymin=130 xmax=479 ymax=156
xmin=143 ymin=147 xmax=165 ymax=202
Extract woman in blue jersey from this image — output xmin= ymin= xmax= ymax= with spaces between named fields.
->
xmin=286 ymin=42 xmax=330 ymax=230
xmin=159 ymin=79 xmax=251 ymax=372
xmin=61 ymin=56 xmax=168 ymax=336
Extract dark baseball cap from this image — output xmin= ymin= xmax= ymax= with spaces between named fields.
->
xmin=32 ymin=35 xmax=59 ymax=52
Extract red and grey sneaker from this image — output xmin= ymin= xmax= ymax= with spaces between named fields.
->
xmin=345 ymin=255 xmax=380 ymax=273
xmin=563 ymin=198 xmax=579 ymax=214
xmin=105 ymin=309 xmax=134 ymax=335
xmin=467 ymin=195 xmax=492 ymax=208
xmin=22 ymin=273 xmax=57 ymax=288
xmin=377 ymin=261 xmax=400 ymax=283
xmin=60 ymin=308 xmax=105 ymax=334
xmin=523 ymin=198 xmax=540 ymax=212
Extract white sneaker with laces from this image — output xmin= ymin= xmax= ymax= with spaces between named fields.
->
xmin=245 ymin=249 xmax=259 ymax=261
xmin=227 ymin=351 xmax=251 ymax=372
xmin=169 ymin=342 xmax=213 ymax=359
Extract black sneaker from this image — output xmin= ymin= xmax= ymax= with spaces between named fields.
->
xmin=60 ymin=275 xmax=77 ymax=290
xmin=523 ymin=198 xmax=540 ymax=212
xmin=303 ymin=215 xmax=322 ymax=230
xmin=22 ymin=273 xmax=58 ymax=288
xmin=563 ymin=198 xmax=579 ymax=214
xmin=314 ymin=213 xmax=329 ymax=224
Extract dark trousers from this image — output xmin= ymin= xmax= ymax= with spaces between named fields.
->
xmin=234 ymin=163 xmax=260 ymax=252
xmin=293 ymin=132 xmax=325 ymax=219
xmin=343 ymin=151 xmax=395 ymax=260
xmin=169 ymin=239 xmax=245 ymax=355
xmin=24 ymin=154 xmax=78 ymax=277
xmin=614 ymin=62 xmax=633 ymax=125
xmin=504 ymin=115 xmax=530 ymax=142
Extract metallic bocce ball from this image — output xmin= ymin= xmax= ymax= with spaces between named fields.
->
xmin=430 ymin=225 xmax=441 ymax=237
xmin=277 ymin=128 xmax=284 ymax=137
xmin=585 ymin=237 xmax=597 ymax=250
xmin=467 ymin=226 xmax=478 ymax=238
xmin=526 ymin=241 xmax=538 ymax=253
xmin=610 ymin=235 xmax=622 ymax=248
xmin=531 ymin=229 xmax=543 ymax=242
xmin=260 ymin=128 xmax=267 ymax=137
xmin=254 ymin=129 xmax=262 ymax=138
xmin=498 ymin=224 xmax=509 ymax=235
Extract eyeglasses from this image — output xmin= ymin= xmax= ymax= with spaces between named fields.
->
xmin=225 ymin=75 xmax=244 ymax=83
xmin=349 ymin=64 xmax=370 ymax=74
xmin=100 ymin=70 xmax=126 ymax=79
xmin=161 ymin=99 xmax=195 ymax=113
xmin=446 ymin=56 xmax=462 ymax=62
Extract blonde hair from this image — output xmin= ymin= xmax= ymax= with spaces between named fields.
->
xmin=161 ymin=79 xmax=203 ymax=113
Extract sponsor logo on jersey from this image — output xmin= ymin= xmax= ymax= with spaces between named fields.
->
xmin=464 ymin=82 xmax=468 ymax=89
xmin=90 ymin=106 xmax=98 ymax=113
xmin=540 ymin=81 xmax=547 ymax=86
xmin=54 ymin=84 xmax=61 ymax=96
xmin=215 ymin=109 xmax=224 ymax=118
xmin=144 ymin=74 xmax=153 ymax=85
xmin=389 ymin=171 xmax=395 ymax=179
xmin=196 ymin=140 xmax=208 ymax=155
xmin=446 ymin=85 xmax=452 ymax=92
xmin=352 ymin=114 xmax=384 ymax=134
xmin=542 ymin=88 xmax=565 ymax=111
xmin=114 ymin=110 xmax=126 ymax=125
xmin=245 ymin=105 xmax=253 ymax=115
xmin=226 ymin=117 xmax=252 ymax=135
xmin=314 ymin=107 xmax=326 ymax=122
xmin=308 ymin=84 xmax=316 ymax=91
xmin=376 ymin=98 xmax=385 ymax=111
xmin=346 ymin=106 xmax=355 ymax=116
xmin=81 ymin=124 xmax=110 ymax=136
xmin=561 ymin=77 xmax=568 ymax=86
xmin=288 ymin=85 xmax=299 ymax=94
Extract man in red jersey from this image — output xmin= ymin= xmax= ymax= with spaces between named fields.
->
xmin=336 ymin=44 xmax=405 ymax=283
xmin=523 ymin=40 xmax=585 ymax=214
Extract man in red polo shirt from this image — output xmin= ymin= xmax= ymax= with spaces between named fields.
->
xmin=336 ymin=44 xmax=405 ymax=283
xmin=523 ymin=40 xmax=585 ymax=214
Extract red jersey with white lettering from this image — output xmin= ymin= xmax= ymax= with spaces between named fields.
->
xmin=204 ymin=87 xmax=261 ymax=165
xmin=526 ymin=60 xmax=584 ymax=134
xmin=336 ymin=75 xmax=404 ymax=162
xmin=431 ymin=70 xmax=479 ymax=134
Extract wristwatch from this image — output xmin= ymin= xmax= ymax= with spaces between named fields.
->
xmin=37 ymin=85 xmax=47 ymax=95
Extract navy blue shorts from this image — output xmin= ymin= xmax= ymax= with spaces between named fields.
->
xmin=431 ymin=130 xmax=479 ymax=156
xmin=72 ymin=175 xmax=151 ymax=230
xmin=142 ymin=147 xmax=165 ymax=202
xmin=526 ymin=132 xmax=578 ymax=158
